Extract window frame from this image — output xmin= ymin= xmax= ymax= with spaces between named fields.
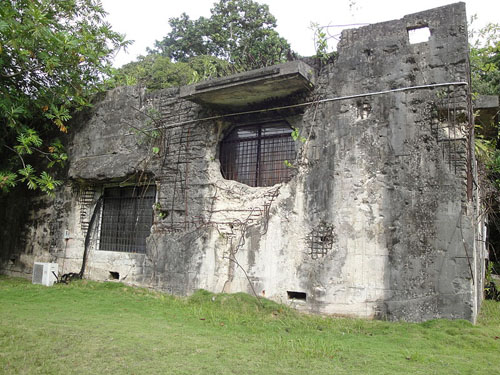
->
xmin=219 ymin=121 xmax=296 ymax=187
xmin=98 ymin=185 xmax=156 ymax=254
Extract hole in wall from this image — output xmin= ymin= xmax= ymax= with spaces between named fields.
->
xmin=363 ymin=49 xmax=373 ymax=56
xmin=287 ymin=291 xmax=307 ymax=301
xmin=109 ymin=271 xmax=120 ymax=280
xmin=306 ymin=222 xmax=335 ymax=259
xmin=356 ymin=102 xmax=372 ymax=120
xmin=408 ymin=26 xmax=430 ymax=44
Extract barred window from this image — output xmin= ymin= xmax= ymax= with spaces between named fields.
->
xmin=99 ymin=185 xmax=155 ymax=253
xmin=219 ymin=122 xmax=296 ymax=187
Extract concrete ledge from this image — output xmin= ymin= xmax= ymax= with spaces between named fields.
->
xmin=179 ymin=60 xmax=316 ymax=109
xmin=474 ymin=95 xmax=499 ymax=109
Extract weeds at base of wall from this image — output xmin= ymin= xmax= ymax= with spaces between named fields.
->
xmin=485 ymin=262 xmax=500 ymax=301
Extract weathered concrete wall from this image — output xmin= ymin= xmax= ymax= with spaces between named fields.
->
xmin=297 ymin=2 xmax=480 ymax=321
xmin=0 ymin=186 xmax=72 ymax=278
xmin=0 ymin=2 xmax=486 ymax=322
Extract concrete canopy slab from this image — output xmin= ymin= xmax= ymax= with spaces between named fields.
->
xmin=179 ymin=60 xmax=316 ymax=109
xmin=474 ymin=95 xmax=499 ymax=109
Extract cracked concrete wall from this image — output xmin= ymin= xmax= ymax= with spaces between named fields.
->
xmin=289 ymin=2 xmax=482 ymax=320
xmin=0 ymin=2 xmax=486 ymax=322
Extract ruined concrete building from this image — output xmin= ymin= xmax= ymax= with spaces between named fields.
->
xmin=0 ymin=2 xmax=488 ymax=322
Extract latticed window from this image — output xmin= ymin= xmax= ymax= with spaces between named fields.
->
xmin=99 ymin=185 xmax=155 ymax=253
xmin=219 ymin=122 xmax=296 ymax=187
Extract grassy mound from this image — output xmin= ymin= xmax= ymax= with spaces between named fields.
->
xmin=1 ymin=276 xmax=499 ymax=374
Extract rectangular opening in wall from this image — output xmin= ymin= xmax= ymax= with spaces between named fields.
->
xmin=99 ymin=185 xmax=155 ymax=253
xmin=408 ymin=26 xmax=430 ymax=44
xmin=219 ymin=122 xmax=296 ymax=187
xmin=287 ymin=291 xmax=307 ymax=301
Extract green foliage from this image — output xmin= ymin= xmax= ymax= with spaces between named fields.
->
xmin=152 ymin=0 xmax=292 ymax=71
xmin=1 ymin=276 xmax=500 ymax=374
xmin=111 ymin=0 xmax=293 ymax=91
xmin=153 ymin=202 xmax=168 ymax=219
xmin=0 ymin=0 xmax=129 ymax=194
xmin=470 ymin=22 xmax=500 ymax=184
xmin=0 ymin=171 xmax=16 ymax=193
xmin=475 ymin=135 xmax=495 ymax=165
xmin=153 ymin=12 xmax=209 ymax=61
xmin=188 ymin=55 xmax=234 ymax=83
xmin=16 ymin=164 xmax=62 ymax=194
xmin=111 ymin=54 xmax=195 ymax=90
xmin=291 ymin=127 xmax=306 ymax=143
xmin=470 ymin=22 xmax=500 ymax=283
xmin=14 ymin=129 xmax=42 ymax=155
xmin=47 ymin=139 xmax=68 ymax=168
xmin=18 ymin=164 xmax=37 ymax=190
xmin=283 ymin=128 xmax=306 ymax=169
xmin=111 ymin=54 xmax=233 ymax=90
xmin=36 ymin=171 xmax=63 ymax=195
xmin=311 ymin=22 xmax=330 ymax=63
xmin=486 ymin=149 xmax=500 ymax=189
xmin=470 ymin=23 xmax=500 ymax=95
xmin=469 ymin=22 xmax=500 ymax=187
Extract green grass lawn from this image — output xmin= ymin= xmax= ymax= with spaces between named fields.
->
xmin=1 ymin=275 xmax=499 ymax=375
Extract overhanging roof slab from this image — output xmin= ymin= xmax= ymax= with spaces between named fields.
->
xmin=474 ymin=95 xmax=499 ymax=109
xmin=179 ymin=60 xmax=316 ymax=109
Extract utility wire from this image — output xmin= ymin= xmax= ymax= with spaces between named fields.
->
xmin=124 ymin=81 xmax=469 ymax=136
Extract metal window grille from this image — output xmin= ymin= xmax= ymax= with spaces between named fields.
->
xmin=99 ymin=185 xmax=155 ymax=253
xmin=306 ymin=223 xmax=335 ymax=259
xmin=219 ymin=122 xmax=296 ymax=187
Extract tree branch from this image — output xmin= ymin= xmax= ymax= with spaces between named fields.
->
xmin=3 ymin=144 xmax=26 ymax=169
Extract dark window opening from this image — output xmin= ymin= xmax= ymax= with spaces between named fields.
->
xmin=287 ymin=291 xmax=307 ymax=301
xmin=219 ymin=122 xmax=296 ymax=187
xmin=99 ymin=185 xmax=155 ymax=253
xmin=109 ymin=271 xmax=120 ymax=280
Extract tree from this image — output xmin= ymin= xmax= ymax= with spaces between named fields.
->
xmin=111 ymin=54 xmax=196 ymax=90
xmin=111 ymin=54 xmax=233 ymax=91
xmin=0 ymin=0 xmax=129 ymax=194
xmin=154 ymin=13 xmax=211 ymax=62
xmin=470 ymin=22 xmax=500 ymax=276
xmin=470 ymin=22 xmax=500 ymax=167
xmin=152 ymin=0 xmax=292 ymax=71
xmin=470 ymin=23 xmax=500 ymax=96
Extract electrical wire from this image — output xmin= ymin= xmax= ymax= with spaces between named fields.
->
xmin=124 ymin=81 xmax=468 ymax=136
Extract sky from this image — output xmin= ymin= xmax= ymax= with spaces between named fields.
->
xmin=100 ymin=0 xmax=500 ymax=67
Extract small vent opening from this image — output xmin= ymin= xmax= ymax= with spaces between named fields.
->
xmin=408 ymin=26 xmax=430 ymax=44
xmin=287 ymin=291 xmax=307 ymax=301
xmin=109 ymin=271 xmax=120 ymax=280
